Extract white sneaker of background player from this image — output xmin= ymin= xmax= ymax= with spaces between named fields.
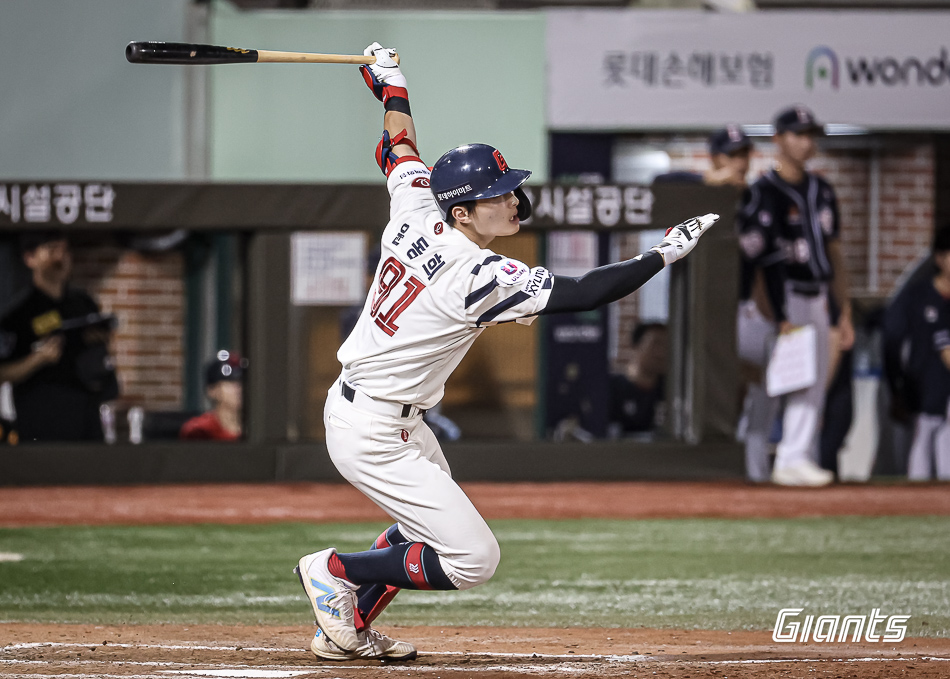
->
xmin=771 ymin=460 xmax=834 ymax=487
xmin=310 ymin=626 xmax=417 ymax=661
xmin=295 ymin=548 xmax=360 ymax=651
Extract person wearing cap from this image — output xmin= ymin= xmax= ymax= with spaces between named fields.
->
xmin=736 ymin=105 xmax=853 ymax=486
xmin=882 ymin=227 xmax=950 ymax=481
xmin=652 ymin=124 xmax=753 ymax=188
xmin=179 ymin=351 xmax=244 ymax=441
xmin=0 ymin=231 xmax=116 ymax=442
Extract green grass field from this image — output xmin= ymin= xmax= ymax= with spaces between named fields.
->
xmin=1 ymin=517 xmax=947 ymax=636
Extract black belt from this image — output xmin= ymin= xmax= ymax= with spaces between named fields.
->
xmin=341 ymin=382 xmax=424 ymax=418
xmin=789 ymin=281 xmax=824 ymax=297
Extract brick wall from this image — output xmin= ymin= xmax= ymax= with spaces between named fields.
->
xmin=612 ymin=134 xmax=936 ymax=369
xmin=70 ymin=245 xmax=185 ymax=410
xmin=659 ymin=134 xmax=935 ymax=295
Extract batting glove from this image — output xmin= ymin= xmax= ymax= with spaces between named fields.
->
xmin=360 ymin=42 xmax=410 ymax=113
xmin=651 ymin=213 xmax=720 ymax=266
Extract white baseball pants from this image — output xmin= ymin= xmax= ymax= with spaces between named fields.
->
xmin=736 ymin=300 xmax=780 ymax=482
xmin=773 ymin=288 xmax=832 ymax=471
xmin=909 ymin=413 xmax=950 ymax=481
xmin=323 ymin=379 xmax=500 ymax=590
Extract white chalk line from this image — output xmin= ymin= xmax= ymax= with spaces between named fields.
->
xmin=0 ymin=641 xmax=648 ymax=662
xmin=3 ymin=639 xmax=948 ymax=675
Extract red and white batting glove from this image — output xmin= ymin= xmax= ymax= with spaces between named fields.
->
xmin=651 ymin=213 xmax=720 ymax=265
xmin=360 ymin=42 xmax=410 ymax=113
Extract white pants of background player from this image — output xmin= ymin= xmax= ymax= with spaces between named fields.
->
xmin=773 ymin=287 xmax=832 ymax=472
xmin=908 ymin=412 xmax=950 ymax=481
xmin=323 ymin=378 xmax=499 ymax=590
xmin=736 ymin=300 xmax=780 ymax=482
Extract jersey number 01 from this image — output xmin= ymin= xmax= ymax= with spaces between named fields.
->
xmin=371 ymin=257 xmax=425 ymax=337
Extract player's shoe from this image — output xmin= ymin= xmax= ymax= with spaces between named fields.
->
xmin=310 ymin=627 xmax=418 ymax=661
xmin=295 ymin=548 xmax=360 ymax=651
xmin=771 ymin=461 xmax=834 ymax=487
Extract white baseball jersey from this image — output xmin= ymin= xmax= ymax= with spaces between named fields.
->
xmin=338 ymin=159 xmax=553 ymax=409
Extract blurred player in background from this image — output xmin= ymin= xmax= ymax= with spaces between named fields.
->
xmin=292 ymin=42 xmax=719 ymax=661
xmin=737 ymin=106 xmax=853 ymax=487
xmin=0 ymin=231 xmax=117 ymax=442
xmin=179 ymin=351 xmax=244 ymax=441
xmin=653 ymin=124 xmax=752 ymax=188
xmin=883 ymin=227 xmax=950 ymax=480
xmin=608 ymin=321 xmax=668 ymax=438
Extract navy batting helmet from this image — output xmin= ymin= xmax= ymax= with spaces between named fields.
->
xmin=429 ymin=143 xmax=532 ymax=222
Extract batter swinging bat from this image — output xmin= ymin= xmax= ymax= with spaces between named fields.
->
xmin=125 ymin=42 xmax=399 ymax=66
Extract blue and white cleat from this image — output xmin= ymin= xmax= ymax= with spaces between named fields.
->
xmin=294 ymin=548 xmax=360 ymax=652
xmin=310 ymin=627 xmax=418 ymax=661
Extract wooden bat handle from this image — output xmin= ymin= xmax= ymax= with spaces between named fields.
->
xmin=256 ymin=50 xmax=400 ymax=65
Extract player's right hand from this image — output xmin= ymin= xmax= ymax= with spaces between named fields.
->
xmin=651 ymin=213 xmax=719 ymax=266
xmin=33 ymin=335 xmax=64 ymax=365
xmin=360 ymin=42 xmax=407 ymax=101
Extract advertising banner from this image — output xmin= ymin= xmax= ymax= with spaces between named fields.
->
xmin=547 ymin=10 xmax=950 ymax=130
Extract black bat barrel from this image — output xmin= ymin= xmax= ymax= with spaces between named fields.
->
xmin=126 ymin=42 xmax=259 ymax=65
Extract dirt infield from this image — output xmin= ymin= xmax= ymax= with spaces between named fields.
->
xmin=3 ymin=623 xmax=949 ymax=679
xmin=2 ymin=482 xmax=949 ymax=678
xmin=1 ymin=480 xmax=949 ymax=526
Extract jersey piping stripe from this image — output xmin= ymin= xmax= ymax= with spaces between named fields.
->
xmin=475 ymin=291 xmax=531 ymax=327
xmin=470 ymin=255 xmax=503 ymax=275
xmin=764 ymin=171 xmax=826 ymax=281
xmin=464 ymin=280 xmax=500 ymax=308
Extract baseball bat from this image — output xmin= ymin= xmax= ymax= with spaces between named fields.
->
xmin=125 ymin=41 xmax=399 ymax=65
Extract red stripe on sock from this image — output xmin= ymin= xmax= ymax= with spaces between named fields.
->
xmin=404 ymin=543 xmax=431 ymax=590
xmin=374 ymin=530 xmax=391 ymax=550
xmin=327 ymin=553 xmax=349 ymax=581
xmin=363 ymin=585 xmax=400 ymax=628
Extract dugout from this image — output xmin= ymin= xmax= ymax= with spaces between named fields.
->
xmin=0 ymin=179 xmax=741 ymax=485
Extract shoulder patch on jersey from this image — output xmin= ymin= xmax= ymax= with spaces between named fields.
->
xmin=411 ymin=177 xmax=431 ymax=189
xmin=495 ymin=258 xmax=530 ymax=287
xmin=739 ymin=231 xmax=765 ymax=259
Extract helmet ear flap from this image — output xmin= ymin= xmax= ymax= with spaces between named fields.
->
xmin=514 ymin=187 xmax=531 ymax=221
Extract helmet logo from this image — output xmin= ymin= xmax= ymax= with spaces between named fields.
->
xmin=493 ymin=150 xmax=508 ymax=172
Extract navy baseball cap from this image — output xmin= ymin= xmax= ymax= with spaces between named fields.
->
xmin=774 ymin=106 xmax=825 ymax=135
xmin=708 ymin=125 xmax=753 ymax=156
xmin=205 ymin=350 xmax=246 ymax=386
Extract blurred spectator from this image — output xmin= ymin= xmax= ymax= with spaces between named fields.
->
xmin=179 ymin=351 xmax=245 ymax=441
xmin=736 ymin=106 xmax=852 ymax=486
xmin=0 ymin=231 xmax=117 ymax=442
xmin=653 ymin=124 xmax=752 ymax=187
xmin=882 ymin=228 xmax=950 ymax=480
xmin=608 ymin=322 xmax=667 ymax=438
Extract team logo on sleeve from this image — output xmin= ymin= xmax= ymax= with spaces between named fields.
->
xmin=523 ymin=267 xmax=550 ymax=298
xmin=739 ymin=231 xmax=765 ymax=259
xmin=411 ymin=177 xmax=430 ymax=188
xmin=495 ymin=258 xmax=529 ymax=286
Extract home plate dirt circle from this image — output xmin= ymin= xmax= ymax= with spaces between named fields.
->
xmin=2 ymin=624 xmax=949 ymax=679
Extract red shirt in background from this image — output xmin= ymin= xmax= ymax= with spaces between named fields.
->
xmin=179 ymin=412 xmax=240 ymax=441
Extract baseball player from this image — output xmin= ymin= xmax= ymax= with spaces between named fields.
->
xmin=737 ymin=106 xmax=853 ymax=486
xmin=293 ymin=42 xmax=719 ymax=661
xmin=883 ymin=227 xmax=950 ymax=480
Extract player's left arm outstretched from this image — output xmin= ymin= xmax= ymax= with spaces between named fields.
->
xmin=540 ymin=213 xmax=719 ymax=314
xmin=359 ymin=42 xmax=421 ymax=172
